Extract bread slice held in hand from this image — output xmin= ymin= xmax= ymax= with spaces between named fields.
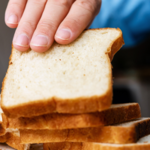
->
xmin=1 ymin=28 xmax=124 ymax=118
xmin=20 ymin=118 xmax=150 ymax=144
xmin=5 ymin=103 xmax=141 ymax=130
xmin=43 ymin=134 xmax=150 ymax=150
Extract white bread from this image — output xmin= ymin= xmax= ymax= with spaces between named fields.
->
xmin=0 ymin=111 xmax=6 ymax=136
xmin=1 ymin=28 xmax=124 ymax=118
xmin=20 ymin=118 xmax=150 ymax=144
xmin=0 ymin=143 xmax=42 ymax=150
xmin=0 ymin=96 xmax=29 ymax=150
xmin=3 ymin=131 xmax=30 ymax=150
xmin=43 ymin=134 xmax=150 ymax=150
xmin=0 ymin=95 xmax=7 ymax=136
xmin=0 ymin=124 xmax=30 ymax=150
xmin=5 ymin=103 xmax=141 ymax=130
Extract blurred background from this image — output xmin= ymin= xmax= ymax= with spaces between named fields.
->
xmin=0 ymin=1 xmax=15 ymax=92
xmin=0 ymin=0 xmax=150 ymax=116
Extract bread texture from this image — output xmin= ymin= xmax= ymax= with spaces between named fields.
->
xmin=1 ymin=28 xmax=124 ymax=118
xmin=20 ymin=118 xmax=150 ymax=144
xmin=0 ymin=130 xmax=30 ymax=150
xmin=0 ymin=96 xmax=29 ymax=150
xmin=5 ymin=131 xmax=30 ymax=150
xmin=0 ymin=96 xmax=7 ymax=136
xmin=43 ymin=143 xmax=82 ymax=150
xmin=43 ymin=134 xmax=150 ymax=150
xmin=5 ymin=103 xmax=140 ymax=130
xmin=0 ymin=112 xmax=6 ymax=136
xmin=0 ymin=134 xmax=7 ymax=143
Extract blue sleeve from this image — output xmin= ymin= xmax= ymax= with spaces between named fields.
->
xmin=90 ymin=0 xmax=150 ymax=47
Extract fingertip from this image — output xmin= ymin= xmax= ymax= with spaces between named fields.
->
xmin=30 ymin=34 xmax=54 ymax=52
xmin=30 ymin=45 xmax=49 ymax=53
xmin=6 ymin=22 xmax=18 ymax=28
xmin=55 ymin=28 xmax=73 ymax=45
xmin=13 ymin=44 xmax=30 ymax=52
xmin=55 ymin=37 xmax=72 ymax=45
xmin=13 ymin=33 xmax=30 ymax=52
xmin=5 ymin=14 xmax=19 ymax=28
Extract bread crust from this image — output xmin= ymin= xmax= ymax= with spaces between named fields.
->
xmin=0 ymin=121 xmax=6 ymax=136
xmin=43 ymin=142 xmax=150 ymax=150
xmin=0 ymin=132 xmax=27 ymax=150
xmin=6 ymin=132 xmax=26 ymax=150
xmin=5 ymin=103 xmax=141 ymax=130
xmin=1 ymin=28 xmax=124 ymax=118
xmin=20 ymin=118 xmax=150 ymax=144
xmin=0 ymin=134 xmax=7 ymax=143
xmin=43 ymin=143 xmax=83 ymax=150
xmin=0 ymin=113 xmax=7 ymax=136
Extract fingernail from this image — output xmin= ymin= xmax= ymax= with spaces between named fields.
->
xmin=14 ymin=34 xmax=29 ymax=47
xmin=55 ymin=28 xmax=72 ymax=40
xmin=31 ymin=35 xmax=49 ymax=47
xmin=7 ymin=14 xmax=18 ymax=24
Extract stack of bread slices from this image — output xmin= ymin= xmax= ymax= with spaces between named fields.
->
xmin=1 ymin=28 xmax=150 ymax=150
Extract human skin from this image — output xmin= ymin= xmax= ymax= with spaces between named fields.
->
xmin=5 ymin=0 xmax=101 ymax=52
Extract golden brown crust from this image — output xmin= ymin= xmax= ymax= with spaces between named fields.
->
xmin=0 ymin=134 xmax=7 ymax=143
xmin=6 ymin=103 xmax=141 ymax=130
xmin=43 ymin=142 xmax=150 ymax=150
xmin=6 ymin=132 xmax=25 ymax=150
xmin=1 ymin=95 xmax=112 ymax=118
xmin=0 ymin=123 xmax=6 ymax=136
xmin=20 ymin=118 xmax=150 ymax=144
xmin=0 ymin=132 xmax=26 ymax=150
xmin=43 ymin=142 xmax=83 ymax=150
xmin=109 ymin=28 xmax=125 ymax=61
xmin=1 ymin=28 xmax=124 ymax=118
xmin=0 ymin=114 xmax=7 ymax=136
xmin=85 ymin=142 xmax=150 ymax=150
xmin=20 ymin=127 xmax=135 ymax=144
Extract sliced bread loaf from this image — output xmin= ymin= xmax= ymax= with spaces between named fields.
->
xmin=4 ymin=131 xmax=30 ymax=150
xmin=0 ymin=111 xmax=6 ymax=136
xmin=43 ymin=134 xmax=150 ymax=150
xmin=5 ymin=103 xmax=141 ymax=130
xmin=20 ymin=118 xmax=150 ymax=144
xmin=0 ymin=96 xmax=30 ymax=150
xmin=0 ymin=102 xmax=7 ymax=136
xmin=1 ymin=28 xmax=124 ymax=118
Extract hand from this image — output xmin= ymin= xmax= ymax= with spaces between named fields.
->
xmin=5 ymin=0 xmax=101 ymax=52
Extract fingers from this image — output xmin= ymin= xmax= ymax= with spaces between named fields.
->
xmin=13 ymin=0 xmax=47 ymax=51
xmin=7 ymin=0 xmax=101 ymax=52
xmin=30 ymin=0 xmax=74 ymax=52
xmin=5 ymin=0 xmax=27 ymax=28
xmin=55 ymin=0 xmax=101 ymax=44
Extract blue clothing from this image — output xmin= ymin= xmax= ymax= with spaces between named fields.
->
xmin=90 ymin=0 xmax=150 ymax=47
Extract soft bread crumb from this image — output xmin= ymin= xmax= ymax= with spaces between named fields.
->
xmin=1 ymin=28 xmax=124 ymax=117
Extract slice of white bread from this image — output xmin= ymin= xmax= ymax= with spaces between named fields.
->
xmin=4 ymin=103 xmax=141 ymax=130
xmin=1 ymin=28 xmax=124 ymax=118
xmin=0 ymin=143 xmax=42 ymax=150
xmin=0 ymin=110 xmax=7 ymax=136
xmin=0 ymin=117 xmax=30 ymax=150
xmin=0 ymin=95 xmax=7 ymax=136
xmin=0 ymin=96 xmax=30 ymax=150
xmin=2 ymin=130 xmax=30 ymax=150
xmin=43 ymin=135 xmax=150 ymax=150
xmin=19 ymin=118 xmax=150 ymax=144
